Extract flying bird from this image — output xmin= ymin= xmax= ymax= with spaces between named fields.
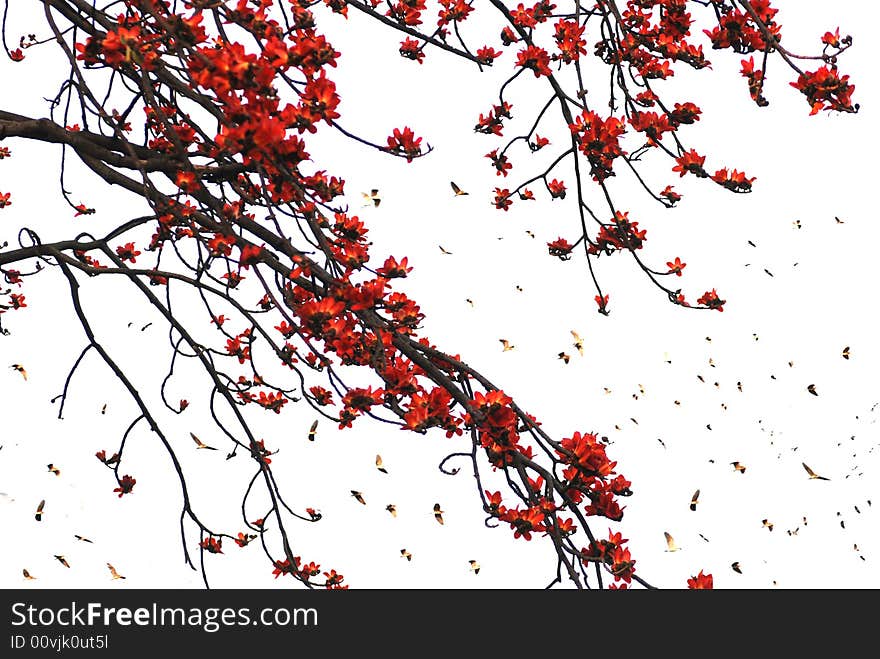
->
xmin=385 ymin=504 xmax=397 ymax=518
xmin=22 ymin=569 xmax=36 ymax=580
xmin=842 ymin=346 xmax=850 ymax=360
xmin=400 ymin=549 xmax=412 ymax=561
xmin=469 ymin=560 xmax=480 ymax=574
xmin=835 ymin=216 xmax=845 ymax=224
xmin=689 ymin=489 xmax=700 ymax=512
xmin=731 ymin=461 xmax=746 ymax=473
xmin=190 ymin=432 xmax=217 ymax=450
xmin=802 ymin=463 xmax=830 ymax=481
xmin=74 ymin=534 xmax=93 ymax=543
xmin=433 ymin=503 xmax=444 ymax=525
xmin=375 ymin=454 xmax=388 ymax=474
xmin=361 ymin=189 xmax=381 ymax=208
xmin=54 ymin=555 xmax=70 ymax=568
xmin=308 ymin=419 xmax=318 ymax=442
xmin=571 ymin=330 xmax=584 ymax=355
xmin=450 ymin=181 xmax=469 ymax=196
xmin=438 ymin=245 xmax=453 ymax=255
xmin=107 ymin=563 xmax=125 ymax=580
xmin=10 ymin=364 xmax=27 ymax=380
xmin=351 ymin=490 xmax=366 ymax=505
xmin=35 ymin=499 xmax=45 ymax=522
xmin=731 ymin=561 xmax=742 ymax=574
xmin=558 ymin=352 xmax=570 ymax=364
xmin=47 ymin=464 xmax=60 ymax=476
xmin=762 ymin=519 xmax=774 ymax=532
xmin=807 ymin=384 xmax=819 ymax=396
xmin=663 ymin=532 xmax=680 ymax=552
xmin=499 ymin=339 xmax=515 ymax=352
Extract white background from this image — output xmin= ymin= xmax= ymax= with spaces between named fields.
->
xmin=1 ymin=1 xmax=879 ymax=589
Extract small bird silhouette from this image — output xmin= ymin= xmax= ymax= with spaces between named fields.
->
xmin=762 ymin=519 xmax=774 ymax=532
xmin=433 ymin=503 xmax=444 ymax=525
xmin=663 ymin=532 xmax=680 ymax=552
xmin=54 ymin=555 xmax=70 ymax=568
xmin=361 ymin=189 xmax=381 ymax=208
xmin=571 ymin=330 xmax=584 ymax=356
xmin=400 ymin=549 xmax=412 ymax=561
xmin=47 ymin=464 xmax=60 ymax=477
xmin=308 ymin=419 xmax=318 ymax=442
xmin=190 ymin=432 xmax=217 ymax=450
xmin=35 ymin=499 xmax=45 ymax=522
xmin=807 ymin=384 xmax=819 ymax=396
xmin=375 ymin=455 xmax=388 ymax=474
xmin=469 ymin=560 xmax=481 ymax=574
xmin=689 ymin=489 xmax=700 ymax=512
xmin=438 ymin=245 xmax=453 ymax=255
xmin=385 ymin=504 xmax=397 ymax=518
xmin=74 ymin=534 xmax=93 ymax=543
xmin=10 ymin=364 xmax=27 ymax=380
xmin=450 ymin=181 xmax=469 ymax=196
xmin=842 ymin=346 xmax=850 ymax=360
xmin=351 ymin=490 xmax=366 ymax=505
xmin=107 ymin=563 xmax=125 ymax=579
xmin=499 ymin=339 xmax=515 ymax=352
xmin=802 ymin=463 xmax=830 ymax=481
xmin=731 ymin=461 xmax=746 ymax=473
xmin=22 ymin=568 xmax=36 ymax=580
xmin=558 ymin=352 xmax=570 ymax=364
xmin=731 ymin=561 xmax=742 ymax=574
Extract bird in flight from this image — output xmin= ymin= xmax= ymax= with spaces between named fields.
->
xmin=361 ymin=189 xmax=381 ymax=208
xmin=385 ymin=504 xmax=397 ymax=518
xmin=807 ymin=384 xmax=819 ymax=396
xmin=842 ymin=346 xmax=851 ymax=360
xmin=308 ymin=419 xmax=318 ymax=442
xmin=569 ymin=331 xmax=585 ymax=357
xmin=74 ymin=534 xmax=93 ymax=543
xmin=802 ymin=463 xmax=830 ymax=481
xmin=731 ymin=561 xmax=743 ymax=574
xmin=499 ymin=339 xmax=515 ymax=352
xmin=54 ymin=555 xmax=70 ymax=568
xmin=469 ymin=560 xmax=481 ymax=575
xmin=35 ymin=499 xmax=45 ymax=522
xmin=47 ymin=464 xmax=61 ymax=477
xmin=558 ymin=352 xmax=570 ymax=364
xmin=190 ymin=432 xmax=217 ymax=450
xmin=433 ymin=503 xmax=445 ymax=525
xmin=689 ymin=489 xmax=700 ymax=512
xmin=450 ymin=181 xmax=469 ymax=196
xmin=762 ymin=519 xmax=774 ymax=532
xmin=375 ymin=454 xmax=388 ymax=474
xmin=10 ymin=364 xmax=27 ymax=380
xmin=351 ymin=490 xmax=366 ymax=505
xmin=22 ymin=568 xmax=36 ymax=580
xmin=400 ymin=549 xmax=412 ymax=561
xmin=438 ymin=245 xmax=453 ymax=255
xmin=107 ymin=563 xmax=126 ymax=580
xmin=731 ymin=461 xmax=746 ymax=473
xmin=663 ymin=532 xmax=680 ymax=552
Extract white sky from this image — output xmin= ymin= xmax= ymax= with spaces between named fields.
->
xmin=1 ymin=1 xmax=879 ymax=590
